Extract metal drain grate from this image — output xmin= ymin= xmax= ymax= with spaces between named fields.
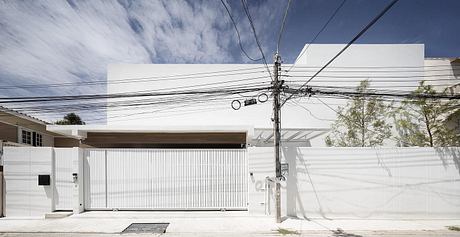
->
xmin=122 ymin=223 xmax=169 ymax=234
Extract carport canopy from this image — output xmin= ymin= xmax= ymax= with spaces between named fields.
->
xmin=252 ymin=128 xmax=329 ymax=146
xmin=47 ymin=125 xmax=329 ymax=148
xmin=47 ymin=125 xmax=252 ymax=148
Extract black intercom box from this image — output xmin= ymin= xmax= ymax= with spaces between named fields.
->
xmin=38 ymin=174 xmax=50 ymax=186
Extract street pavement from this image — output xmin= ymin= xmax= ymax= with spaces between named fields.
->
xmin=0 ymin=211 xmax=459 ymax=237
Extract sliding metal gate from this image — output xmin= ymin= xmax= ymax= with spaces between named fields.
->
xmin=83 ymin=149 xmax=248 ymax=210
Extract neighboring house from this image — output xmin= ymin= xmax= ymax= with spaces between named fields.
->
xmin=425 ymin=58 xmax=460 ymax=136
xmin=0 ymin=106 xmax=79 ymax=148
xmin=424 ymin=57 xmax=460 ymax=92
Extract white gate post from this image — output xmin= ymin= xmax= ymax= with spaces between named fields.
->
xmin=51 ymin=148 xmax=56 ymax=212
xmin=73 ymin=147 xmax=84 ymax=214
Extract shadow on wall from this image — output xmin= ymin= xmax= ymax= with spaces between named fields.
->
xmin=283 ymin=146 xmax=304 ymax=218
xmin=52 ymin=180 xmax=59 ymax=210
xmin=283 ymin=146 xmax=330 ymax=220
xmin=83 ymin=157 xmax=91 ymax=209
xmin=281 ymin=147 xmax=460 ymax=220
xmin=435 ymin=147 xmax=460 ymax=175
xmin=44 ymin=185 xmax=53 ymax=199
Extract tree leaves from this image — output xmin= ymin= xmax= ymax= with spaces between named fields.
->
xmin=393 ymin=81 xmax=459 ymax=147
xmin=325 ymin=80 xmax=459 ymax=147
xmin=55 ymin=112 xmax=85 ymax=125
xmin=325 ymin=80 xmax=392 ymax=147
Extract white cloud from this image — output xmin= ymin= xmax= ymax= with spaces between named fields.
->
xmin=0 ymin=0 xmax=282 ymax=122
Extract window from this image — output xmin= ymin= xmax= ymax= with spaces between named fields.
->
xmin=35 ymin=133 xmax=43 ymax=147
xmin=21 ymin=129 xmax=43 ymax=147
xmin=22 ymin=130 xmax=31 ymax=145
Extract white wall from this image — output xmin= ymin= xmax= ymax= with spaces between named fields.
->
xmin=106 ymin=44 xmax=425 ymax=147
xmin=247 ymin=147 xmax=275 ymax=215
xmin=3 ymin=146 xmax=460 ymax=219
xmin=3 ymin=147 xmax=54 ymax=217
xmin=248 ymin=147 xmax=460 ymax=219
xmin=3 ymin=147 xmax=78 ymax=217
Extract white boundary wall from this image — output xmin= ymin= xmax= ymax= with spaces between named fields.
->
xmin=3 ymin=147 xmax=460 ymax=219
xmin=3 ymin=147 xmax=54 ymax=216
xmin=248 ymin=147 xmax=460 ymax=219
xmin=3 ymin=147 xmax=79 ymax=217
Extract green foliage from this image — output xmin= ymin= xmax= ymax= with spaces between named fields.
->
xmin=325 ymin=80 xmax=392 ymax=147
xmin=55 ymin=113 xmax=85 ymax=125
xmin=393 ymin=82 xmax=459 ymax=147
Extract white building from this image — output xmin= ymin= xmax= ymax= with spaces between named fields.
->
xmin=102 ymin=44 xmax=426 ymax=147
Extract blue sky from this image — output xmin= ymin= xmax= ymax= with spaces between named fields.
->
xmin=0 ymin=0 xmax=459 ymax=121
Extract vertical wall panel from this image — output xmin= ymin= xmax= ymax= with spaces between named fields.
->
xmin=4 ymin=147 xmax=53 ymax=217
xmin=84 ymin=148 xmax=247 ymax=210
xmin=54 ymin=148 xmax=74 ymax=210
xmin=83 ymin=149 xmax=107 ymax=209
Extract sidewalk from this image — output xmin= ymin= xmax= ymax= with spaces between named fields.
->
xmin=0 ymin=211 xmax=459 ymax=236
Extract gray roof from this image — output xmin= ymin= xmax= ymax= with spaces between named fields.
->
xmin=0 ymin=106 xmax=50 ymax=125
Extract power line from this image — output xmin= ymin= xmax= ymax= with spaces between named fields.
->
xmin=286 ymin=64 xmax=460 ymax=69
xmin=3 ymin=88 xmax=266 ymax=122
xmin=0 ymin=86 xmax=271 ymax=103
xmin=7 ymin=84 xmax=274 ymax=122
xmin=73 ymin=97 xmax=236 ymax=123
xmin=220 ymin=0 xmax=262 ymax=61
xmin=276 ymin=0 xmax=292 ymax=54
xmin=1 ymin=65 xmax=456 ymax=90
xmin=283 ymin=74 xmax=459 ymax=79
xmin=285 ymin=78 xmax=460 ymax=83
xmin=283 ymin=0 xmax=400 ymax=105
xmin=292 ymin=86 xmax=460 ymax=100
xmin=0 ymin=66 xmax=266 ymax=90
xmin=289 ymin=100 xmax=335 ymax=121
xmin=286 ymin=83 xmax=459 ymax=89
xmin=85 ymin=102 xmax=248 ymax=123
xmin=285 ymin=67 xmax=460 ymax=73
xmin=2 ymin=79 xmax=271 ymax=114
xmin=240 ymin=0 xmax=273 ymax=80
xmin=7 ymin=82 xmax=270 ymax=112
xmin=314 ymin=94 xmax=460 ymax=106
xmin=286 ymin=0 xmax=347 ymax=72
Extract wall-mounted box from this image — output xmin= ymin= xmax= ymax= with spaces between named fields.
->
xmin=38 ymin=174 xmax=50 ymax=186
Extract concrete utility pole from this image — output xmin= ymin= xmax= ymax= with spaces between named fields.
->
xmin=273 ymin=53 xmax=282 ymax=223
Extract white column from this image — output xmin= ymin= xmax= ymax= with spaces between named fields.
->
xmin=73 ymin=147 xmax=84 ymax=214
